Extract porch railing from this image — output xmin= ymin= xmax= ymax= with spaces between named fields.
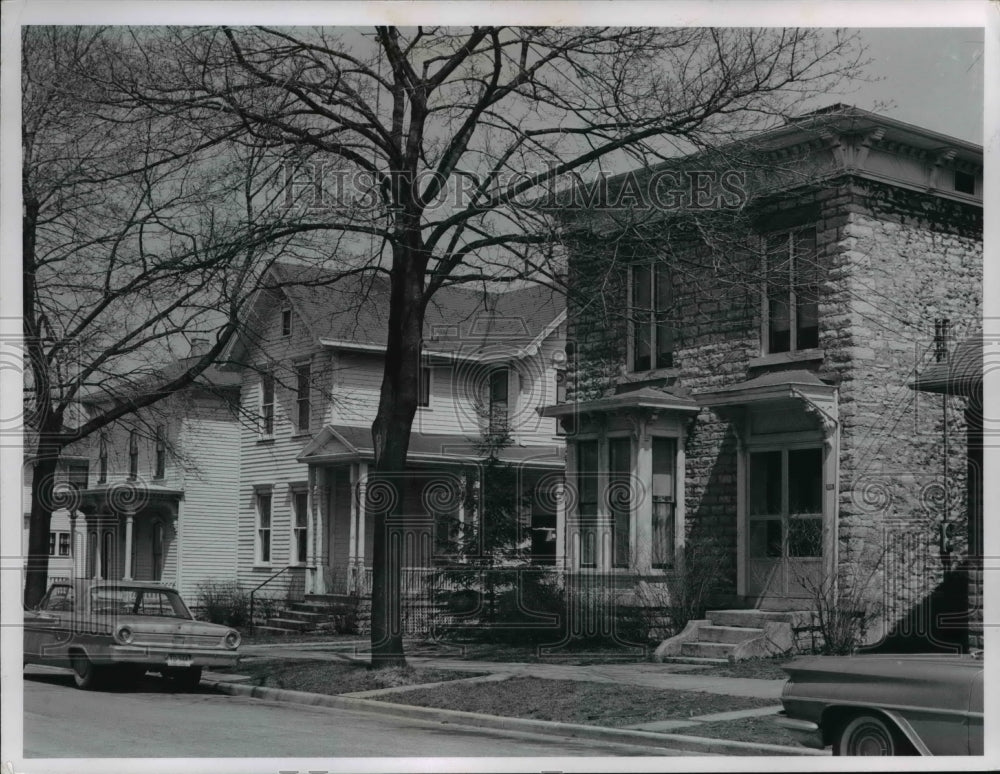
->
xmin=249 ymin=565 xmax=309 ymax=634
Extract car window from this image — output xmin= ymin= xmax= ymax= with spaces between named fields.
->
xmin=135 ymin=589 xmax=191 ymax=619
xmin=41 ymin=585 xmax=74 ymax=612
xmin=90 ymin=587 xmax=138 ymax=614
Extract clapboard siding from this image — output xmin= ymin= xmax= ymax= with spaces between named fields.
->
xmin=175 ymin=417 xmax=241 ymax=599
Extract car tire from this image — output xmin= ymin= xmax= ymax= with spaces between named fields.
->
xmin=170 ymin=666 xmax=203 ymax=691
xmin=835 ymin=713 xmax=913 ymax=756
xmin=71 ymin=653 xmax=105 ymax=691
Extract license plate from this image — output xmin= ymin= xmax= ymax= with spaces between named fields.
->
xmin=166 ymin=656 xmax=192 ymax=668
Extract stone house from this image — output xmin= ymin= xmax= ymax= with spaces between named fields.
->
xmin=22 ymin=346 xmax=242 ymax=601
xmin=221 ymin=263 xmax=566 ymax=618
xmin=543 ymin=106 xmax=982 ymax=653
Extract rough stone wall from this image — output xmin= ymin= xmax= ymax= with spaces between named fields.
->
xmin=564 ymin=175 xmax=981 ymax=620
xmin=827 ymin=180 xmax=981 ymax=646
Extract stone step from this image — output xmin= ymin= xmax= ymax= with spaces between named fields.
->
xmin=292 ymin=599 xmax=360 ymax=615
xmin=303 ymin=593 xmax=361 ymax=606
xmin=658 ymin=655 xmax=730 ymax=666
xmin=680 ymin=641 xmax=738 ymax=659
xmin=277 ymin=609 xmax=332 ymax=623
xmin=707 ymin=609 xmax=813 ymax=628
xmin=698 ymin=625 xmax=766 ymax=644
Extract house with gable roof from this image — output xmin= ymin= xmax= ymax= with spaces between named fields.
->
xmin=223 ymin=263 xmax=567 ymax=613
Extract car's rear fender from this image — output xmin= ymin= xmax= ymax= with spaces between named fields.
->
xmin=820 ymin=705 xmax=930 ymax=755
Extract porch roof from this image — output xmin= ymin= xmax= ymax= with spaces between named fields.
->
xmin=695 ymin=369 xmax=836 ymax=407
xmin=911 ymin=335 xmax=982 ymax=396
xmin=297 ymin=424 xmax=564 ymax=468
xmin=76 ymin=483 xmax=184 ymax=515
xmin=540 ymin=386 xmax=699 ymax=418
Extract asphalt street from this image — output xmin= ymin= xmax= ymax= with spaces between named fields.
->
xmin=21 ymin=666 xmax=703 ymax=759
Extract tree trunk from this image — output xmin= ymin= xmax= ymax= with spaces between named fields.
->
xmin=24 ymin=448 xmax=61 ymax=608
xmin=368 ymin=245 xmax=427 ymax=667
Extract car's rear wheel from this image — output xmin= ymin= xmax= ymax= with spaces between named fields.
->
xmin=169 ymin=666 xmax=203 ymax=691
xmin=835 ymin=713 xmax=913 ymax=756
xmin=71 ymin=653 xmax=105 ymax=690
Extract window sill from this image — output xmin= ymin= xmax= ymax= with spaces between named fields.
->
xmin=620 ymin=367 xmax=681 ymax=382
xmin=748 ymin=349 xmax=824 ymax=369
xmin=252 ymin=564 xmax=274 ymax=571
xmin=257 ymin=436 xmax=275 ymax=444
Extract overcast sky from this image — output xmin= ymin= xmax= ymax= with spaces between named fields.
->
xmin=838 ymin=27 xmax=984 ymax=144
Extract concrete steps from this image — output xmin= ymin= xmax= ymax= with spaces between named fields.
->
xmin=654 ymin=609 xmax=812 ymax=663
xmin=256 ymin=594 xmax=362 ymax=636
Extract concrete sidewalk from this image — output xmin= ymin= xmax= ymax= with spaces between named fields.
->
xmin=223 ymin=641 xmax=822 ymax=756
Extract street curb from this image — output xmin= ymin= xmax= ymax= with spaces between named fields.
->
xmin=202 ymin=678 xmax=827 ymax=756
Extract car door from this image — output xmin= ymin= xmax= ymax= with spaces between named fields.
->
xmin=23 ymin=585 xmax=74 ymax=662
xmin=969 ymin=666 xmax=983 ymax=755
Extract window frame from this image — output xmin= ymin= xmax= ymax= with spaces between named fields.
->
xmin=281 ymin=308 xmax=293 ymax=337
xmin=291 ymin=488 xmax=309 ymax=565
xmin=255 ymin=489 xmax=273 ymax=566
xmin=487 ymin=367 xmax=509 ymax=432
xmin=629 ymin=261 xmax=675 ymax=373
xmin=127 ymin=431 xmax=138 ymax=481
xmin=154 ymin=425 xmax=166 ymax=480
xmin=58 ymin=531 xmax=71 ymax=557
xmin=295 ymin=361 xmax=311 ymax=433
xmin=761 ymin=228 xmax=820 ymax=355
xmin=259 ymin=372 xmax=275 ymax=439
xmin=417 ymin=365 xmax=432 ymax=408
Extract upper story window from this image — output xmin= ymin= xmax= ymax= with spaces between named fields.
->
xmin=763 ymin=229 xmax=819 ymax=354
xmin=260 ymin=373 xmax=275 ymax=438
xmin=296 ymin=362 xmax=311 ymax=432
xmin=630 ymin=262 xmax=674 ymax=372
xmin=418 ymin=366 xmax=431 ymax=408
xmin=281 ymin=308 xmax=293 ymax=337
xmin=488 ymin=368 xmax=509 ymax=432
xmin=98 ymin=435 xmax=108 ymax=484
xmin=554 ymin=370 xmax=567 ymax=436
xmin=154 ymin=425 xmax=166 ymax=479
xmin=128 ymin=431 xmax=139 ymax=480
xmin=65 ymin=460 xmax=89 ymax=491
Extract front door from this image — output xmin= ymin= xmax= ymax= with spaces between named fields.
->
xmin=746 ymin=446 xmax=825 ymax=608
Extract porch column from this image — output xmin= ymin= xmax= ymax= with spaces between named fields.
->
xmin=91 ymin=518 xmax=102 ymax=581
xmin=562 ymin=442 xmax=576 ymax=571
xmin=349 ymin=462 xmax=368 ymax=593
xmin=596 ymin=432 xmax=610 ymax=573
xmin=634 ymin=431 xmax=653 ymax=574
xmin=307 ymin=466 xmax=318 ymax=594
xmin=68 ymin=511 xmax=78 ymax=580
xmin=122 ymin=511 xmax=135 ymax=581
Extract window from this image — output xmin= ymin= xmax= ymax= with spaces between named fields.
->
xmin=281 ymin=308 xmax=293 ymax=337
xmin=630 ymin=262 xmax=675 ymax=372
xmin=292 ymin=490 xmax=309 ymax=564
xmin=749 ymin=447 xmax=823 ymax=560
xmin=488 ymin=368 xmax=509 ymax=432
xmin=954 ymin=170 xmax=975 ymax=195
xmin=576 ymin=440 xmax=599 ymax=568
xmin=609 ymin=438 xmax=631 ymax=568
xmin=58 ymin=532 xmax=70 ymax=557
xmin=101 ymin=530 xmax=115 ymax=580
xmin=260 ymin=373 xmax=275 ymax=437
xmin=66 ymin=461 xmax=89 ymax=491
xmin=48 ymin=532 xmax=57 ymax=555
xmin=296 ymin=362 xmax=311 ymax=432
xmin=154 ymin=425 xmax=166 ymax=479
xmin=128 ymin=431 xmax=138 ymax=480
xmin=98 ymin=435 xmax=108 ymax=484
xmin=651 ymin=437 xmax=676 ymax=569
xmin=764 ymin=229 xmax=819 ymax=354
xmin=554 ymin=370 xmax=568 ymax=436
xmin=256 ymin=491 xmax=272 ymax=564
xmin=418 ymin=366 xmax=431 ymax=408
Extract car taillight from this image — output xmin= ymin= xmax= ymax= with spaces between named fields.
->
xmin=225 ymin=630 xmax=241 ymax=649
xmin=115 ymin=625 xmax=134 ymax=644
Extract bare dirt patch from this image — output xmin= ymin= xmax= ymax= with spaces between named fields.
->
xmin=236 ymin=658 xmax=484 ymax=694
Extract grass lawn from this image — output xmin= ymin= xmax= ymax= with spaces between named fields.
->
xmin=367 ymin=676 xmax=777 ymax=727
xmin=685 ymin=657 xmax=794 ymax=681
xmin=235 ymin=658 xmax=485 ymax=694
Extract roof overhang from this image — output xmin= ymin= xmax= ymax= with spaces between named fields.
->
xmin=298 ymin=424 xmax=564 ymax=468
xmin=541 ymin=386 xmax=700 ymax=418
xmin=696 ymin=370 xmax=839 ymax=431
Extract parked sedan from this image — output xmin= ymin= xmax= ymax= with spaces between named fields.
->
xmin=24 ymin=580 xmax=240 ymax=690
xmin=776 ymin=653 xmax=983 ymax=755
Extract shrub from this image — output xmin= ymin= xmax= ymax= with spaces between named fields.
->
xmin=663 ymin=530 xmax=732 ymax=635
xmin=195 ymin=580 xmax=250 ymax=627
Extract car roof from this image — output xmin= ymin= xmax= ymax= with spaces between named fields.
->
xmin=51 ymin=580 xmax=180 ymax=593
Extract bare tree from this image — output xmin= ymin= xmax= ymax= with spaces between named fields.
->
xmin=99 ymin=25 xmax=864 ymax=664
xmin=20 ymin=27 xmax=325 ymax=607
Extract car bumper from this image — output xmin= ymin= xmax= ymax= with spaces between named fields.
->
xmin=774 ymin=712 xmax=825 ymax=750
xmin=93 ymin=645 xmax=240 ymax=669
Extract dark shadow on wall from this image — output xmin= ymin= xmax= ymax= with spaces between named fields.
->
xmin=863 ymin=563 xmax=971 ymax=654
